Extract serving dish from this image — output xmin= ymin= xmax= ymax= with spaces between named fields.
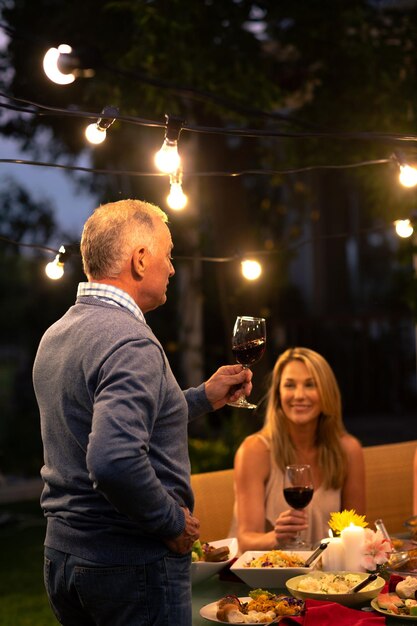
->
xmin=285 ymin=571 xmax=385 ymax=608
xmin=200 ymin=595 xmax=303 ymax=624
xmin=191 ymin=537 xmax=238 ymax=585
xmin=199 ymin=597 xmax=260 ymax=624
xmin=370 ymin=598 xmax=417 ymax=621
xmin=230 ymin=549 xmax=315 ymax=588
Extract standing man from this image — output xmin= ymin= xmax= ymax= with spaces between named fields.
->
xmin=33 ymin=199 xmax=252 ymax=626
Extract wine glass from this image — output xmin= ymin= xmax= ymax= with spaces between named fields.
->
xmin=283 ymin=464 xmax=314 ymax=549
xmin=227 ymin=315 xmax=266 ymax=409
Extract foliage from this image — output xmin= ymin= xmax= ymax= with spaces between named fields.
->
xmin=0 ymin=0 xmax=417 ymax=473
xmin=0 ymin=501 xmax=55 ymax=625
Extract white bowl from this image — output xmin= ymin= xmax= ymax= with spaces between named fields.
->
xmin=286 ymin=571 xmax=385 ymax=607
xmin=230 ymin=549 xmax=315 ymax=588
xmin=191 ymin=537 xmax=238 ymax=586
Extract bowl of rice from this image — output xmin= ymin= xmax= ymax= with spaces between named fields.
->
xmin=230 ymin=549 xmax=316 ymax=588
xmin=286 ymin=571 xmax=385 ymax=607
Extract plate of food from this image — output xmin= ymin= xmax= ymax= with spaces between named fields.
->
xmin=230 ymin=549 xmax=316 ymax=588
xmin=191 ymin=537 xmax=238 ymax=585
xmin=285 ymin=571 xmax=385 ymax=608
xmin=199 ymin=589 xmax=305 ymax=623
xmin=370 ymin=576 xmax=417 ymax=619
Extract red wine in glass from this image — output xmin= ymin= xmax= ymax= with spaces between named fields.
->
xmin=283 ymin=464 xmax=314 ymax=548
xmin=283 ymin=486 xmax=314 ymax=509
xmin=232 ymin=338 xmax=266 ymax=367
xmin=227 ymin=316 xmax=266 ymax=409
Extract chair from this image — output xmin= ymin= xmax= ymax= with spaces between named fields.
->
xmin=363 ymin=439 xmax=417 ymax=534
xmin=190 ymin=469 xmax=234 ymax=542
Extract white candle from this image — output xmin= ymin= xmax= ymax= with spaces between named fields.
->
xmin=340 ymin=523 xmax=365 ymax=572
xmin=322 ymin=537 xmax=345 ymax=571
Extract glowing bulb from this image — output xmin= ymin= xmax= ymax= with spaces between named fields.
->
xmin=394 ymin=219 xmax=414 ymax=238
xmin=43 ymin=44 xmax=75 ymax=85
xmin=45 ymin=246 xmax=66 ymax=279
xmin=167 ymin=182 xmax=188 ymax=210
xmin=85 ymin=123 xmax=107 ymax=144
xmin=154 ymin=140 xmax=181 ymax=174
xmin=399 ymin=165 xmax=417 ymax=188
xmin=241 ymin=259 xmax=262 ymax=280
xmin=45 ymin=257 xmax=64 ymax=279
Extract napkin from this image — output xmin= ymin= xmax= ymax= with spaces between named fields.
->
xmin=278 ymin=599 xmax=385 ymax=626
xmin=386 ymin=573 xmax=405 ymax=592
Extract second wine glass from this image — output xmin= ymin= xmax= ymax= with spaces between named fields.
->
xmin=227 ymin=315 xmax=266 ymax=409
xmin=283 ymin=464 xmax=314 ymax=549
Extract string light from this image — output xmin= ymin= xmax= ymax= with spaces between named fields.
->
xmin=394 ymin=219 xmax=414 ymax=238
xmin=43 ymin=44 xmax=76 ymax=85
xmin=42 ymin=44 xmax=95 ymax=85
xmin=154 ymin=114 xmax=184 ymax=174
xmin=167 ymin=169 xmax=187 ymax=210
xmin=241 ymin=259 xmax=262 ymax=281
xmin=45 ymin=245 xmax=67 ymax=279
xmin=392 ymin=152 xmax=417 ymax=188
xmin=84 ymin=105 xmax=119 ymax=145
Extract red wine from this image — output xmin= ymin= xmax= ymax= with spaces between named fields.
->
xmin=232 ymin=338 xmax=266 ymax=366
xmin=283 ymin=487 xmax=313 ymax=509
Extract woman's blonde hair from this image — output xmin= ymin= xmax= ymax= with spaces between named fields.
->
xmin=262 ymin=347 xmax=347 ymax=489
xmin=81 ymin=199 xmax=168 ymax=279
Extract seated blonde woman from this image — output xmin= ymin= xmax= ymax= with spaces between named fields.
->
xmin=232 ymin=347 xmax=366 ymax=553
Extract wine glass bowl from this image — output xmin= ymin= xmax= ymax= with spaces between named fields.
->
xmin=283 ymin=464 xmax=314 ymax=548
xmin=228 ymin=316 xmax=266 ymax=409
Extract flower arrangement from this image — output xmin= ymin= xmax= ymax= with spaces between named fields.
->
xmin=361 ymin=528 xmax=392 ymax=572
xmin=327 ymin=510 xmax=392 ymax=575
xmin=328 ymin=509 xmax=368 ymax=536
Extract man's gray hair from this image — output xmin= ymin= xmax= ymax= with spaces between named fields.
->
xmin=81 ymin=199 xmax=168 ymax=279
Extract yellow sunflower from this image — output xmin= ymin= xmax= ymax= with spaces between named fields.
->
xmin=328 ymin=509 xmax=368 ymax=535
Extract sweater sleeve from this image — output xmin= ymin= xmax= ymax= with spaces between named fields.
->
xmin=86 ymin=337 xmax=185 ymax=538
xmin=184 ymin=384 xmax=212 ymax=421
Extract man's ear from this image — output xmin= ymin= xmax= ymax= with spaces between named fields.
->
xmin=132 ymin=246 xmax=147 ymax=278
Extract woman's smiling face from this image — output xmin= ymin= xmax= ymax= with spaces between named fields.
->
xmin=279 ymin=359 xmax=322 ymax=426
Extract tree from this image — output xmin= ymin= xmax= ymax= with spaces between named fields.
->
xmin=1 ymin=0 xmax=416 ymax=460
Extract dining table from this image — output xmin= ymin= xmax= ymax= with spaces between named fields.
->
xmin=191 ymin=570 xmax=414 ymax=626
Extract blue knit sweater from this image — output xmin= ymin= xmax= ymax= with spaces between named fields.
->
xmin=33 ymin=295 xmax=211 ymax=565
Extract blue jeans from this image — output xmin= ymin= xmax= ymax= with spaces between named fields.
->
xmin=44 ymin=547 xmax=192 ymax=626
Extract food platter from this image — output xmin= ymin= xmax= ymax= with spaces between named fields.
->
xmin=370 ymin=599 xmax=417 ymax=621
xmin=200 ymin=598 xmax=251 ymax=624
xmin=230 ymin=549 xmax=314 ymax=588
xmin=192 ymin=537 xmax=238 ymax=585
xmin=285 ymin=571 xmax=385 ymax=608
xmin=199 ymin=597 xmax=276 ymax=624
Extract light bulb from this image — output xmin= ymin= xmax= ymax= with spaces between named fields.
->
xmin=399 ymin=165 xmax=417 ymax=188
xmin=154 ymin=140 xmax=181 ymax=174
xmin=394 ymin=219 xmax=414 ymax=238
xmin=43 ymin=44 xmax=75 ymax=85
xmin=85 ymin=123 xmax=107 ymax=145
xmin=45 ymin=246 xmax=66 ymax=279
xmin=241 ymin=259 xmax=262 ymax=281
xmin=45 ymin=257 xmax=65 ymax=279
xmin=167 ymin=182 xmax=188 ymax=210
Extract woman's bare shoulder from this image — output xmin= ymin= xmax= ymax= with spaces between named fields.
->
xmin=238 ymin=432 xmax=270 ymax=455
xmin=340 ymin=433 xmax=363 ymax=455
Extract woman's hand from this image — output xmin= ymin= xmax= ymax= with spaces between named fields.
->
xmin=274 ymin=508 xmax=308 ymax=546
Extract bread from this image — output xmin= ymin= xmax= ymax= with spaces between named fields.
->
xmin=396 ymin=576 xmax=417 ymax=599
xmin=204 ymin=545 xmax=230 ymax=562
xmin=216 ymin=603 xmax=245 ymax=622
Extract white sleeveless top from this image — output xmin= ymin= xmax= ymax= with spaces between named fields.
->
xmin=230 ymin=434 xmax=341 ymax=547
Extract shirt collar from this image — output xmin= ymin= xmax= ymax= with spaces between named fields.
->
xmin=77 ymin=282 xmax=146 ymax=324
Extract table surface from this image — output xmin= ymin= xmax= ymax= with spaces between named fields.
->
xmin=191 ymin=573 xmax=413 ymax=626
